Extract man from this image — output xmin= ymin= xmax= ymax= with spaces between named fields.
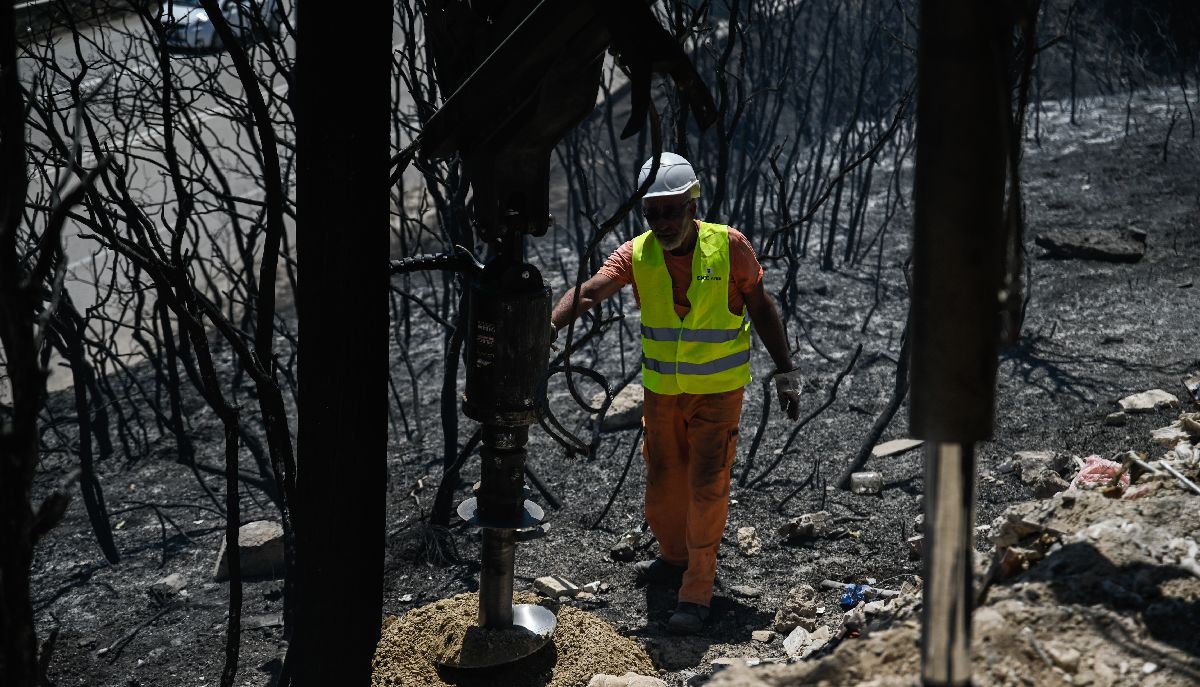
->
xmin=551 ymin=152 xmax=802 ymax=634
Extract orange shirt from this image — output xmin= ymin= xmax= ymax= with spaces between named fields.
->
xmin=598 ymin=222 xmax=763 ymax=319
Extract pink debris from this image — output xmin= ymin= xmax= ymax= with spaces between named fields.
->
xmin=1068 ymin=455 xmax=1130 ymax=490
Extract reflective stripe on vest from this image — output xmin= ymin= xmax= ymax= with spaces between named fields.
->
xmin=632 ymin=221 xmax=753 ymax=395
xmin=641 ymin=320 xmax=749 ymax=343
xmin=643 ymin=348 xmax=751 ymax=376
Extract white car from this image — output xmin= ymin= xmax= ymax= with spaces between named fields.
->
xmin=157 ymin=0 xmax=284 ymax=51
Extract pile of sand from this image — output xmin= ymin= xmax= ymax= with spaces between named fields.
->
xmin=373 ymin=592 xmax=656 ymax=687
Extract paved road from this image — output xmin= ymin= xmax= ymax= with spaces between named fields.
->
xmin=17 ymin=5 xmax=429 ymax=391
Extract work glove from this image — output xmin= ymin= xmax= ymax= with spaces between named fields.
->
xmin=773 ymin=368 xmax=803 ymax=421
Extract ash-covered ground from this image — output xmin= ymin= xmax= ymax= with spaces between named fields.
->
xmin=29 ymin=89 xmax=1200 ymax=686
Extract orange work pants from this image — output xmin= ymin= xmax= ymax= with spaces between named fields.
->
xmin=642 ymin=387 xmax=743 ymax=606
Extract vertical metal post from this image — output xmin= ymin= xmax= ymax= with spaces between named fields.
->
xmin=921 ymin=443 xmax=977 ymax=686
xmin=476 ymin=426 xmax=527 ymax=629
xmin=478 ymin=528 xmax=517 ymax=627
xmin=910 ymin=3 xmax=1010 ymax=685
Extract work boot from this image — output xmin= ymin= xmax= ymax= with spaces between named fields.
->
xmin=632 ymin=558 xmax=686 ymax=585
xmin=667 ymin=602 xmax=710 ymax=635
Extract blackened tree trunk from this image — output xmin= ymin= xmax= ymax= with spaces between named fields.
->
xmin=287 ymin=1 xmax=391 ymax=684
xmin=0 ymin=1 xmax=40 ymax=683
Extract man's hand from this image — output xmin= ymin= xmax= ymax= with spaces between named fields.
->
xmin=773 ymin=368 xmax=802 ymax=421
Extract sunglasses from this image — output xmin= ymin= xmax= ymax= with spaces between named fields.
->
xmin=641 ymin=204 xmax=689 ymax=222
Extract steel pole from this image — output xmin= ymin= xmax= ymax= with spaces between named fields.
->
xmin=921 ymin=443 xmax=977 ymax=686
xmin=911 ymin=3 xmax=1010 ymax=685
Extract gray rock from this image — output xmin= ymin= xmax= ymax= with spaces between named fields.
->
xmin=1184 ymin=372 xmax=1200 ymax=403
xmin=907 ymin=534 xmax=924 ymax=559
xmin=730 ymin=585 xmax=762 ymax=598
xmin=213 ymin=520 xmax=285 ymax=581
xmin=736 ymin=526 xmax=762 ymax=556
xmin=1021 ymin=464 xmax=1070 ymax=498
xmin=534 ymin=575 xmax=580 ymax=598
xmin=610 ymin=530 xmax=641 ymax=562
xmin=1118 ymin=389 xmax=1179 ymax=413
xmin=1013 ymin=450 xmax=1069 ymax=474
xmin=592 ymin=384 xmax=644 ymax=432
xmin=149 ymin=573 xmax=187 ymax=600
xmin=1105 ymin=411 xmax=1128 ymax=426
xmin=1034 ymin=227 xmax=1145 ymax=263
xmin=242 ymin=613 xmax=283 ymax=629
xmin=778 ymin=511 xmax=844 ymax=542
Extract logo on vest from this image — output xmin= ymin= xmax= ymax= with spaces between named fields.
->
xmin=696 ymin=266 xmax=721 ymax=281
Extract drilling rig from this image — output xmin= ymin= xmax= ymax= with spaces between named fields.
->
xmin=394 ymin=0 xmax=717 ymax=667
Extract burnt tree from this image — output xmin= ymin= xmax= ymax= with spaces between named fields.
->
xmin=285 ymin=0 xmax=391 ymax=684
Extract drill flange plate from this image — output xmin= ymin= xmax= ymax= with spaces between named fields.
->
xmin=457 ymin=497 xmax=545 ymax=530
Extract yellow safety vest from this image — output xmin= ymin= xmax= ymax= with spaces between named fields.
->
xmin=632 ymin=221 xmax=752 ymax=395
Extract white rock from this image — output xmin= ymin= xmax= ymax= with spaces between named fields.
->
xmin=781 ymin=626 xmax=810 ymax=657
xmin=782 ymin=624 xmax=831 ymax=659
xmin=773 ymin=584 xmax=818 ymax=633
xmin=592 ymin=384 xmax=644 ymax=432
xmin=871 ymin=438 xmax=924 ymax=458
xmin=1175 ymin=442 xmax=1195 ymax=462
xmin=581 ymin=581 xmax=602 ymax=594
xmin=1152 ymin=422 xmax=1190 ymax=447
xmin=149 ymin=573 xmax=187 ymax=599
xmin=588 ymin=673 xmax=667 ymax=687
xmin=213 ymin=521 xmax=285 ymax=581
xmin=751 ymin=630 xmax=775 ymax=642
xmin=1118 ymin=389 xmax=1179 ymax=413
xmin=862 ymin=599 xmax=891 ymax=615
xmin=534 ymin=575 xmax=580 ymax=598
xmin=736 ymin=526 xmax=762 ymax=556
xmin=1045 ymin=643 xmax=1081 ymax=673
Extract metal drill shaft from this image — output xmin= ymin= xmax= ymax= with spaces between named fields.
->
xmin=479 ymin=527 xmax=516 ymax=627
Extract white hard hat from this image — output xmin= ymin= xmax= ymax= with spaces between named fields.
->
xmin=638 ymin=153 xmax=701 ymax=199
